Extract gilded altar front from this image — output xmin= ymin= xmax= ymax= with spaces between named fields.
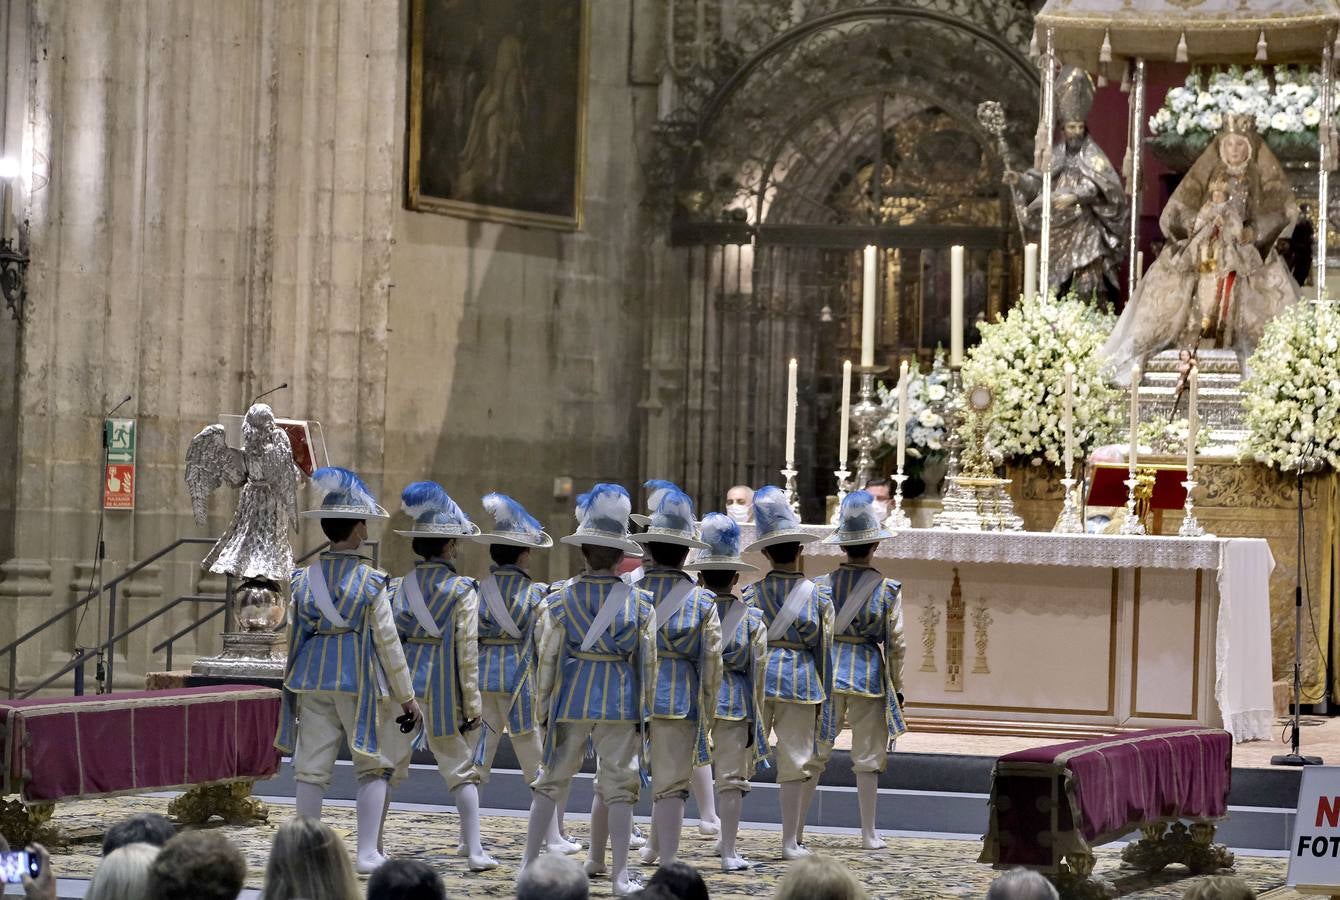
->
xmin=1008 ymin=458 xmax=1339 ymax=703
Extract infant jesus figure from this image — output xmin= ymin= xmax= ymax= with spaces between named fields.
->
xmin=1182 ymin=171 xmax=1257 ymax=348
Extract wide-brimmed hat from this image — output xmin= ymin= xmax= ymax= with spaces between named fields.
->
xmin=742 ymin=485 xmax=817 ymax=553
xmin=393 ymin=481 xmax=479 ymax=538
xmin=822 ymin=489 xmax=894 ymax=545
xmin=559 ymin=483 xmax=642 ymax=555
xmin=472 ymin=492 xmax=553 ymax=548
xmin=631 ymin=483 xmax=708 ymax=550
xmin=629 ymin=479 xmax=679 ymax=528
xmin=685 ymin=512 xmax=758 ymax=572
xmin=302 ymin=467 xmax=389 ymax=520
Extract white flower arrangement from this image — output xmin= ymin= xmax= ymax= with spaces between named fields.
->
xmin=1241 ymin=299 xmax=1340 ymax=472
xmin=872 ymin=348 xmax=951 ymax=460
xmin=1150 ymin=66 xmax=1338 ymax=154
xmin=960 ymin=293 xmax=1120 ymax=466
xmin=1137 ymin=417 xmax=1210 ymax=457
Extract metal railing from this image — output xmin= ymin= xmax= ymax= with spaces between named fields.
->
xmin=3 ymin=537 xmax=381 ymax=698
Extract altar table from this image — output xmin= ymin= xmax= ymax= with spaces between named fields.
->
xmin=980 ymin=727 xmax=1233 ymax=877
xmin=741 ymin=528 xmax=1274 ymax=742
xmin=0 ymin=685 xmax=281 ymax=803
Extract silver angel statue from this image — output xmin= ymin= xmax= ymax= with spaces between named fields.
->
xmin=186 ymin=403 xmax=302 ymax=605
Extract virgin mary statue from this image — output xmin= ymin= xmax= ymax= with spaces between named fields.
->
xmin=1103 ymin=116 xmax=1299 ymax=385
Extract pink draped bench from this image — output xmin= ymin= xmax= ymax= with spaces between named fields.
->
xmin=0 ymin=685 xmax=281 ymax=842
xmin=980 ymin=727 xmax=1235 ymax=890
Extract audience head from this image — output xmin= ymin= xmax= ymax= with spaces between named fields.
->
xmin=1181 ymin=876 xmax=1255 ymax=900
xmin=774 ymin=854 xmax=868 ymax=900
xmin=87 ymin=842 xmax=160 ymax=900
xmin=147 ymin=830 xmax=247 ymax=900
xmin=516 ymin=852 xmax=589 ymax=900
xmin=262 ymin=816 xmax=360 ymax=900
xmin=103 ymin=812 xmax=175 ymax=855
xmin=648 ymin=861 xmax=709 ymax=900
xmin=985 ymin=869 xmax=1060 ymax=900
xmin=367 ymin=858 xmax=447 ymax=900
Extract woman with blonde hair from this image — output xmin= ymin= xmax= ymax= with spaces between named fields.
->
xmin=773 ymin=855 xmax=869 ymax=900
xmin=86 ymin=841 xmax=159 ymax=900
xmin=262 ymin=817 xmax=361 ymax=900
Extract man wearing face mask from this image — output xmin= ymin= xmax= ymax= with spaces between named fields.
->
xmin=725 ymin=485 xmax=754 ymax=525
xmin=863 ymin=478 xmax=891 ymax=526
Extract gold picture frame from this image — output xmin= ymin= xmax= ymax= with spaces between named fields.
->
xmin=406 ymin=0 xmax=588 ymax=231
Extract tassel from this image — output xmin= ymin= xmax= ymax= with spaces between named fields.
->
xmin=1097 ymin=73 xmax=1108 ymax=88
xmin=1176 ymin=32 xmax=1189 ymax=63
xmin=1029 ymin=28 xmax=1039 ymax=59
xmin=471 ymin=721 xmax=492 ymax=766
xmin=1256 ymin=30 xmax=1268 ymax=63
xmin=1099 ymin=29 xmax=1112 ymax=64
xmin=1121 ymin=61 xmax=1133 ymax=93
xmin=584 ymin=735 xmax=596 ymax=760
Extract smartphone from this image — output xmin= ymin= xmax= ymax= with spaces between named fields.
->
xmin=0 ymin=850 xmax=38 ymax=883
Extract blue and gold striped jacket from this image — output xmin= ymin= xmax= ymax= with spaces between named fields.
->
xmin=477 ymin=564 xmax=547 ymax=735
xmin=814 ymin=563 xmax=907 ymax=740
xmin=713 ymin=593 xmax=769 ymax=761
xmin=277 ymin=552 xmax=414 ymax=756
xmin=535 ymin=574 xmax=656 ymax=762
xmin=389 ymin=560 xmax=482 ymax=739
xmin=641 ymin=566 xmax=723 ymax=767
xmin=743 ymin=570 xmax=837 ymax=742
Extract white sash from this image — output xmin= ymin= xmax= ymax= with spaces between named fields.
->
xmin=396 ymin=570 xmax=443 ymax=639
xmin=835 ymin=570 xmax=884 ymax=635
xmin=767 ymin=579 xmax=815 ymax=642
xmin=720 ymin=597 xmax=750 ymax=642
xmin=305 ymin=562 xmax=349 ymax=628
xmin=622 ymin=566 xmax=645 ymax=586
xmin=481 ymin=574 xmax=522 ymax=639
xmin=654 ymin=580 xmax=696 ymax=632
xmin=581 ymin=582 xmax=632 ymax=652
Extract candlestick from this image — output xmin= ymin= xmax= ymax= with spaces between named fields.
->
xmin=861 ymin=246 xmax=876 ymax=367
xmin=1127 ymin=364 xmax=1141 ymax=479
xmin=1136 ymin=250 xmax=1145 ymax=284
xmin=833 ymin=466 xmax=853 ymax=506
xmin=838 ymin=359 xmax=852 ymax=469
xmin=1119 ymin=476 xmax=1147 ymax=535
xmin=887 ymin=472 xmax=912 ymax=530
xmin=896 ymin=360 xmax=909 ymax=472
xmin=849 ymin=365 xmax=889 ymax=488
xmin=1186 ymin=365 xmax=1198 ymax=475
xmin=1062 ymin=365 xmax=1074 ymax=479
xmin=780 ymin=466 xmax=800 ymax=515
xmin=785 ymin=358 xmax=798 ymax=468
xmin=1178 ymin=479 xmax=1205 ymax=537
xmin=1054 ymin=476 xmax=1084 ymax=533
xmin=950 ymin=245 xmax=965 ymax=366
xmin=1023 ymin=242 xmax=1038 ymax=303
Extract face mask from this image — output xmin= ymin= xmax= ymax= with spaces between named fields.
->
xmin=870 ymin=501 xmax=889 ymax=521
xmin=726 ymin=504 xmax=751 ymax=523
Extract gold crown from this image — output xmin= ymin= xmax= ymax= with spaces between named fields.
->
xmin=1223 ymin=114 xmax=1256 ymax=135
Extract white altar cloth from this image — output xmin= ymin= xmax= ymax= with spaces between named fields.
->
xmin=739 ymin=526 xmax=1274 ymax=742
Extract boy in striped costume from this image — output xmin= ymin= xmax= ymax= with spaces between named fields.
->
xmin=741 ymin=485 xmax=835 ymax=860
xmin=629 ymin=482 xmax=722 ymax=868
xmin=382 ymin=481 xmax=494 ymax=871
xmin=469 ymin=492 xmax=578 ymax=855
xmin=686 ymin=512 xmax=768 ymax=873
xmin=521 ymin=484 xmax=656 ymax=898
xmin=811 ymin=490 xmax=907 ymax=849
xmin=276 ymin=467 xmax=421 ymax=875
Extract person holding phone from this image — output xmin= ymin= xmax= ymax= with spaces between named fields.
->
xmin=276 ymin=467 xmax=421 ymax=875
xmin=384 ymin=481 xmax=495 ymax=873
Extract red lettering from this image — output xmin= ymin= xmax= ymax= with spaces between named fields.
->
xmin=1316 ymin=796 xmax=1340 ymax=828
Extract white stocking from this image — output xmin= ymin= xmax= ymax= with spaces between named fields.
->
xmin=454 ymin=784 xmax=498 ymax=870
xmin=797 ymin=775 xmax=819 ymax=844
xmin=609 ymin=800 xmax=640 ymax=896
xmin=294 ymin=780 xmax=324 ymax=821
xmin=717 ymin=789 xmax=750 ymax=871
xmin=856 ymin=771 xmax=886 ymax=849
xmin=354 ymin=777 xmax=389 ymax=873
xmin=778 ymin=780 xmax=810 ymax=859
xmin=586 ymin=793 xmax=610 ymax=873
xmin=522 ymin=792 xmax=557 ymax=869
xmin=652 ymin=796 xmax=685 ymax=865
xmin=692 ymin=765 xmax=720 ymax=829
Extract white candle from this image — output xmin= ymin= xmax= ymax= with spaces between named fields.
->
xmin=950 ymin=245 xmax=965 ymax=366
xmin=861 ymin=245 xmax=877 ymax=367
xmin=785 ymin=358 xmax=798 ymax=468
xmin=896 ymin=360 xmax=910 ymax=472
xmin=1136 ymin=250 xmax=1145 ymax=284
xmin=1023 ymin=242 xmax=1038 ymax=303
xmin=838 ymin=359 xmax=852 ymax=468
xmin=1186 ymin=365 xmax=1198 ymax=474
xmin=1063 ymin=366 xmax=1074 ymax=478
xmin=1128 ymin=365 xmax=1141 ymax=477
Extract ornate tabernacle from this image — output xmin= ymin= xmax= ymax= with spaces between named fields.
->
xmin=981 ymin=728 xmax=1234 ymax=896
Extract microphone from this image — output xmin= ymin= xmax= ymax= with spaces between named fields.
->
xmin=250 ymin=382 xmax=289 ymax=407
xmin=102 ymin=395 xmax=132 ymax=420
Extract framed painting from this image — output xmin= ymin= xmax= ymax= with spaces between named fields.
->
xmin=407 ymin=0 xmax=588 ymax=230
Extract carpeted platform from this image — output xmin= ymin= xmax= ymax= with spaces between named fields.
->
xmin=35 ymin=795 xmax=1287 ymax=899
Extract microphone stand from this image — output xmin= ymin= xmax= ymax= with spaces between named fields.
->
xmin=93 ymin=395 xmax=131 ymax=694
xmin=1272 ymin=450 xmax=1322 ymax=766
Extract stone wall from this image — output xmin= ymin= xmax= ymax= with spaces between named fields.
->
xmin=0 ymin=0 xmax=659 ymax=691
